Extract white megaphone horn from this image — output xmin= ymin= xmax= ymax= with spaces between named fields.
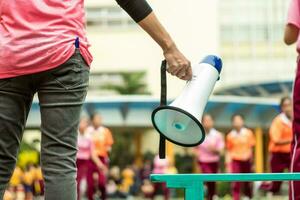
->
xmin=151 ymin=55 xmax=222 ymax=158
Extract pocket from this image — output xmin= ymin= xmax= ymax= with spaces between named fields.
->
xmin=51 ymin=52 xmax=90 ymax=90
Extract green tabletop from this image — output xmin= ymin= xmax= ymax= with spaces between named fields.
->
xmin=151 ymin=173 xmax=300 ymax=200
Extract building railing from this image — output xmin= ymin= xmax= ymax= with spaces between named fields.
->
xmin=151 ymin=173 xmax=300 ymax=200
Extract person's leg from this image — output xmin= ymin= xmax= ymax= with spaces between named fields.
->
xmin=24 ymin=185 xmax=33 ymax=200
xmin=269 ymin=153 xmax=286 ymax=193
xmin=97 ymin=157 xmax=107 ymax=200
xmin=151 ymin=183 xmax=160 ymax=200
xmin=76 ymin=159 xmax=87 ymax=200
xmin=0 ymin=76 xmax=34 ymax=199
xmin=242 ymin=160 xmax=252 ymax=199
xmin=200 ymin=162 xmax=210 ymax=199
xmin=285 ymin=152 xmax=291 ymax=171
xmin=231 ymin=160 xmax=241 ymax=200
xmin=210 ymin=162 xmax=219 ymax=200
xmin=200 ymin=162 xmax=217 ymax=200
xmin=87 ymin=160 xmax=98 ymax=200
xmin=97 ymin=170 xmax=106 ymax=200
xmin=161 ymin=182 xmax=170 ymax=200
xmin=291 ymin=57 xmax=300 ymax=200
xmin=37 ymin=50 xmax=89 ymax=200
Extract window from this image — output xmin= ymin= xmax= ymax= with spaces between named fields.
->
xmin=219 ymin=0 xmax=290 ymax=59
xmin=85 ymin=6 xmax=136 ymax=29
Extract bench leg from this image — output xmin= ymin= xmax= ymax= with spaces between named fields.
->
xmin=185 ymin=181 xmax=204 ymax=200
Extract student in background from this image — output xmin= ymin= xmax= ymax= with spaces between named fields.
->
xmin=9 ymin=166 xmax=23 ymax=197
xmin=261 ymin=97 xmax=293 ymax=194
xmin=151 ymin=155 xmax=170 ymax=200
xmin=119 ymin=166 xmax=135 ymax=197
xmin=194 ymin=114 xmax=224 ymax=200
xmin=33 ymin=165 xmax=44 ymax=197
xmin=22 ymin=163 xmax=35 ymax=200
xmin=77 ymin=117 xmax=107 ymax=200
xmin=226 ymin=114 xmax=255 ymax=200
xmin=86 ymin=113 xmax=114 ymax=200
xmin=284 ymin=0 xmax=300 ymax=198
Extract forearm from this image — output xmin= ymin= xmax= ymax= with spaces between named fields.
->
xmin=91 ymin=152 xmax=104 ymax=169
xmin=138 ymin=13 xmax=176 ymax=52
xmin=117 ymin=0 xmax=192 ymax=80
xmin=274 ymin=139 xmax=292 ymax=145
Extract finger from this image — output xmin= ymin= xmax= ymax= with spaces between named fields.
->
xmin=186 ymin=60 xmax=191 ymax=68
xmin=167 ymin=63 xmax=180 ymax=76
xmin=175 ymin=66 xmax=187 ymax=78
xmin=175 ymin=61 xmax=189 ymax=76
xmin=180 ymin=67 xmax=192 ymax=80
xmin=182 ymin=67 xmax=193 ymax=80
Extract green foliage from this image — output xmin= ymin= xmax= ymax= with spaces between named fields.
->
xmin=19 ymin=140 xmax=36 ymax=152
xmin=217 ymin=182 xmax=231 ymax=197
xmin=110 ymin=131 xmax=135 ymax=168
xmin=175 ymin=153 xmax=194 ymax=173
xmin=101 ymin=72 xmax=151 ymax=95
xmin=18 ymin=141 xmax=40 ymax=168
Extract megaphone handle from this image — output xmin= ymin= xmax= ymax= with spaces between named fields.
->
xmin=160 ymin=60 xmax=167 ymax=106
xmin=159 ymin=60 xmax=167 ymax=159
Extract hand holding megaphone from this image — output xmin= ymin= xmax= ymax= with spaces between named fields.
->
xmin=152 ymin=55 xmax=222 ymax=158
xmin=163 ymin=45 xmax=193 ymax=80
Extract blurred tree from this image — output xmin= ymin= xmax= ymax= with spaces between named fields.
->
xmin=101 ymin=72 xmax=150 ymax=95
xmin=110 ymin=131 xmax=135 ymax=169
xmin=101 ymin=72 xmax=150 ymax=169
xmin=18 ymin=141 xmax=39 ymax=168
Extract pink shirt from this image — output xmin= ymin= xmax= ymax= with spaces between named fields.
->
xmin=287 ymin=0 xmax=300 ymax=50
xmin=77 ymin=133 xmax=94 ymax=160
xmin=0 ymin=0 xmax=93 ymax=78
xmin=195 ymin=129 xmax=224 ymax=163
xmin=152 ymin=155 xmax=169 ymax=174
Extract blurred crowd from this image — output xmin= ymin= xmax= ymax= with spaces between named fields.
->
xmin=3 ymin=96 xmax=292 ymax=200
xmin=75 ymin=113 xmax=177 ymax=200
xmin=192 ymin=96 xmax=292 ymax=200
xmin=3 ymin=164 xmax=43 ymax=200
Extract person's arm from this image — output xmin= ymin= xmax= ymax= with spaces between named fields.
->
xmin=115 ymin=0 xmax=192 ymax=80
xmin=91 ymin=150 xmax=107 ymax=173
xmin=214 ymin=133 xmax=225 ymax=155
xmin=139 ymin=14 xmax=192 ymax=80
xmin=276 ymin=139 xmax=292 ymax=145
xmin=284 ymin=24 xmax=299 ymax=45
xmin=105 ymin=128 xmax=114 ymax=153
xmin=226 ymin=134 xmax=232 ymax=151
xmin=284 ymin=0 xmax=300 ymax=45
xmin=250 ymin=130 xmax=256 ymax=147
xmin=89 ymin=141 xmax=107 ymax=173
xmin=270 ymin=120 xmax=292 ymax=145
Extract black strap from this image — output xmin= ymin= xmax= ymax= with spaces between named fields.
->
xmin=159 ymin=60 xmax=167 ymax=159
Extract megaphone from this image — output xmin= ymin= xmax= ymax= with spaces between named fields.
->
xmin=151 ymin=55 xmax=222 ymax=157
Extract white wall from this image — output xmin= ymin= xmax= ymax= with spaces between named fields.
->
xmin=85 ymin=0 xmax=219 ymax=98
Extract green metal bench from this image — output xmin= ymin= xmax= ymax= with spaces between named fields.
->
xmin=151 ymin=173 xmax=300 ymax=200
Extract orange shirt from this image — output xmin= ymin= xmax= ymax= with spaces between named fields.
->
xmin=9 ymin=167 xmax=23 ymax=186
xmin=226 ymin=128 xmax=255 ymax=161
xmin=268 ymin=113 xmax=292 ymax=153
xmin=87 ymin=126 xmax=114 ymax=158
xmin=23 ymin=168 xmax=35 ymax=185
xmin=34 ymin=167 xmax=43 ymax=180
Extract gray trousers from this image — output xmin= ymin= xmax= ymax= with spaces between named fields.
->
xmin=0 ymin=49 xmax=89 ymax=200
